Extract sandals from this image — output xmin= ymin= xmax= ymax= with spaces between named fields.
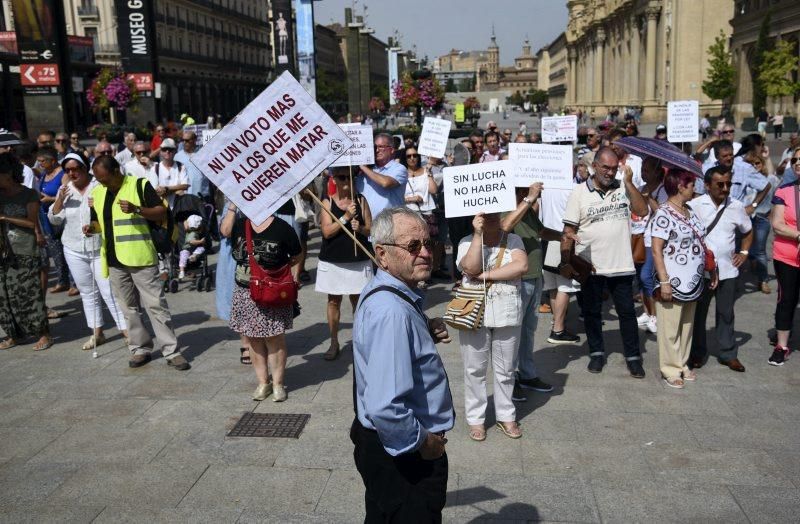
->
xmin=468 ymin=425 xmax=486 ymax=442
xmin=324 ymin=343 xmax=341 ymax=361
xmin=496 ymin=422 xmax=522 ymax=439
xmin=240 ymin=347 xmax=252 ymax=365
xmin=664 ymin=377 xmax=684 ymax=389
xmin=683 ymin=369 xmax=697 ymax=382
xmin=48 ymin=284 xmax=68 ymax=294
xmin=0 ymin=338 xmax=17 ymax=350
xmin=47 ymin=309 xmax=68 ymax=319
xmin=33 ymin=337 xmax=53 ymax=352
xmin=82 ymin=334 xmax=106 ymax=351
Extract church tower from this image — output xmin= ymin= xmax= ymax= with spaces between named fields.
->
xmin=487 ymin=27 xmax=499 ymax=85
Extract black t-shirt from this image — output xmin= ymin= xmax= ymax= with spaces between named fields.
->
xmin=231 ymin=215 xmax=301 ymax=287
xmin=319 ymin=196 xmax=371 ymax=263
xmin=90 ymin=180 xmax=162 ymax=267
xmin=275 ymin=198 xmax=295 ymax=215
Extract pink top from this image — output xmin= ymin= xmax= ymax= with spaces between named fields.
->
xmin=772 ymin=182 xmax=800 ymax=268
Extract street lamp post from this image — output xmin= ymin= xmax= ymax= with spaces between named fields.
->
xmin=410 ymin=68 xmax=431 ymax=127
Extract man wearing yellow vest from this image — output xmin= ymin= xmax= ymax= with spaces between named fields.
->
xmin=83 ymin=155 xmax=189 ymax=370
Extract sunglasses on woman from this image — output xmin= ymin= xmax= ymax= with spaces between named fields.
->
xmin=381 ymin=238 xmax=434 ymax=255
xmin=406 ymin=154 xmax=420 ymax=159
xmin=791 ymin=157 xmax=800 ymax=165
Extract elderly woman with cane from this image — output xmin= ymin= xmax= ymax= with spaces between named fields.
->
xmin=48 ymin=152 xmax=128 ymax=350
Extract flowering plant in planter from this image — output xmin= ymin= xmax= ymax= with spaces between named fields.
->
xmin=391 ymin=72 xmax=446 ymax=112
xmin=87 ymin=68 xmax=139 ymax=112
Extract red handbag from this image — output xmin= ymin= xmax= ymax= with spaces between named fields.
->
xmin=245 ymin=219 xmax=297 ymax=307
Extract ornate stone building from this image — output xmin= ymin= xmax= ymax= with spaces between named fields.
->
xmin=729 ymin=0 xmax=800 ymax=123
xmin=477 ymin=33 xmax=538 ymax=94
xmin=536 ymin=33 xmax=569 ymax=110
xmin=566 ymin=0 xmax=734 ymax=123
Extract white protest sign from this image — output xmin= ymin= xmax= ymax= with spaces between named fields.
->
xmin=417 ymin=117 xmax=452 ymax=158
xmin=509 ymin=143 xmax=574 ymax=190
xmin=541 ymin=115 xmax=577 ymax=143
xmin=201 ymin=129 xmax=219 ymax=145
xmin=667 ymin=100 xmax=699 ymax=143
xmin=329 ymin=123 xmax=374 ymax=167
xmin=443 ymin=160 xmax=517 ymax=218
xmin=191 ymin=71 xmax=352 ymax=226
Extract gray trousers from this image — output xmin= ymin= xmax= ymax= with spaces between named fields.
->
xmin=691 ymin=277 xmax=737 ymax=362
xmin=109 ymin=265 xmax=179 ymax=359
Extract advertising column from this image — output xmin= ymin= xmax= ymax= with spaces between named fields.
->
xmin=11 ymin=0 xmax=74 ymax=136
xmin=114 ymin=0 xmax=159 ymax=124
xmin=272 ymin=0 xmax=296 ymax=75
xmin=388 ymin=47 xmax=400 ymax=106
xmin=296 ymin=0 xmax=316 ymax=98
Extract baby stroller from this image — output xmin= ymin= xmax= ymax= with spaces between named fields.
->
xmin=166 ymin=194 xmax=215 ymax=293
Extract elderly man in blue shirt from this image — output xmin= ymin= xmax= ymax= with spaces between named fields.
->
xmin=174 ymin=131 xmax=209 ymax=200
xmin=351 ymin=206 xmax=455 ymax=522
xmin=357 ymin=133 xmax=408 ymax=219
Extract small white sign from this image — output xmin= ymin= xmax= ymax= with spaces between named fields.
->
xmin=191 ymin=71 xmax=352 ymax=225
xmin=541 ymin=115 xmax=578 ymax=143
xmin=509 ymin=143 xmax=574 ymax=190
xmin=443 ymin=160 xmax=517 ymax=218
xmin=417 ymin=117 xmax=452 ymax=158
xmin=330 ymin=123 xmax=374 ymax=167
xmin=667 ymin=100 xmax=699 ymax=143
xmin=201 ymin=129 xmax=220 ymax=145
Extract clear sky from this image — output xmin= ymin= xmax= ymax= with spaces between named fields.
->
xmin=312 ymin=0 xmax=569 ymax=66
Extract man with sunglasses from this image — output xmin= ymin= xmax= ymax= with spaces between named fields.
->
xmin=174 ymin=131 xmax=209 ymax=201
xmin=357 ymin=133 xmax=408 ymax=220
xmin=54 ymin=133 xmax=70 ymax=161
xmin=154 ymin=138 xmax=188 ymax=209
xmin=688 ymin=166 xmax=752 ymax=372
xmin=577 ymin=127 xmax=600 ymax=159
xmin=697 ymin=125 xmax=741 ymax=166
xmin=352 ymin=207 xmax=454 ymax=522
xmin=122 ymin=141 xmax=158 ymax=187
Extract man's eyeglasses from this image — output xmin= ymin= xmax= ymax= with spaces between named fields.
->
xmin=134 ymin=150 xmax=147 ymax=156
xmin=161 ymin=148 xmax=176 ymax=153
xmin=722 ymin=130 xmax=735 ymax=134
xmin=713 ymin=181 xmax=733 ymax=189
xmin=96 ymin=150 xmax=113 ymax=156
xmin=381 ymin=238 xmax=434 ymax=255
xmin=374 ymin=144 xmax=392 ymax=150
xmin=55 ymin=139 xmax=66 ymax=143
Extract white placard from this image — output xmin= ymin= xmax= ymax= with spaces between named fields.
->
xmin=329 ymin=123 xmax=374 ymax=167
xmin=191 ymin=71 xmax=352 ymax=225
xmin=201 ymin=129 xmax=219 ymax=145
xmin=443 ymin=160 xmax=517 ymax=218
xmin=509 ymin=143 xmax=574 ymax=190
xmin=417 ymin=117 xmax=452 ymax=158
xmin=667 ymin=100 xmax=699 ymax=143
xmin=541 ymin=115 xmax=578 ymax=143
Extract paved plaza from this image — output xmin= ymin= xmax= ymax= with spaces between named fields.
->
xmin=2 ymin=224 xmax=800 ymax=523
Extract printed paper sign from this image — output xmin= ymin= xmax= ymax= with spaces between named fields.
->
xmin=417 ymin=117 xmax=451 ymax=158
xmin=329 ymin=123 xmax=374 ymax=167
xmin=509 ymin=143 xmax=574 ymax=190
xmin=191 ymin=71 xmax=352 ymax=225
xmin=443 ymin=160 xmax=517 ymax=218
xmin=201 ymin=129 xmax=219 ymax=145
xmin=541 ymin=115 xmax=577 ymax=143
xmin=667 ymin=100 xmax=699 ymax=143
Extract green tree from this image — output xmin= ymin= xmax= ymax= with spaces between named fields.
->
xmin=758 ymin=39 xmax=800 ymax=101
xmin=506 ymin=91 xmax=525 ymax=107
xmin=528 ymin=89 xmax=548 ymax=105
xmin=444 ymin=78 xmax=456 ymax=93
xmin=702 ymin=30 xmax=736 ymax=103
xmin=751 ymin=11 xmax=772 ymax=113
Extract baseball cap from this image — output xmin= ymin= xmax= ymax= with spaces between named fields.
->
xmin=487 ymin=120 xmax=497 ymax=129
xmin=186 ymin=215 xmax=203 ymax=229
xmin=655 ymin=124 xmax=667 ymax=134
xmin=160 ymin=138 xmax=177 ymax=150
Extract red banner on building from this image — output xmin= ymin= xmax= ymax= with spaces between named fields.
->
xmin=20 ymin=63 xmax=61 ymax=86
xmin=127 ymin=73 xmax=154 ymax=92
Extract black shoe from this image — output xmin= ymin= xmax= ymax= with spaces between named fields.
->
xmin=627 ymin=360 xmax=646 ymax=378
xmin=129 ymin=353 xmax=152 ymax=368
xmin=547 ymin=330 xmax=580 ymax=345
xmin=511 ymin=382 xmax=527 ymax=402
xmin=587 ymin=355 xmax=605 ymax=373
xmin=517 ymin=376 xmax=554 ymax=393
xmin=167 ymin=354 xmax=191 ymax=371
xmin=769 ymin=346 xmax=790 ymax=366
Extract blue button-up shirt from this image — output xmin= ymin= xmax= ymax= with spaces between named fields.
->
xmin=730 ymin=156 xmax=768 ymax=202
xmin=353 ymin=270 xmax=454 ymax=456
xmin=356 ymin=159 xmax=408 ymax=219
xmin=175 ymin=149 xmax=209 ymax=198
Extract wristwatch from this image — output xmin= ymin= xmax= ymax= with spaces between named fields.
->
xmin=739 ymin=250 xmax=749 ymax=255
xmin=134 ymin=205 xmax=141 ymax=215
xmin=522 ymin=196 xmax=534 ymax=206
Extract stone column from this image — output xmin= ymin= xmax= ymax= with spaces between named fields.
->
xmin=644 ymin=6 xmax=660 ymax=102
xmin=568 ymin=46 xmax=578 ymax=105
xmin=630 ymin=17 xmax=641 ymax=103
xmin=594 ymin=27 xmax=606 ymax=104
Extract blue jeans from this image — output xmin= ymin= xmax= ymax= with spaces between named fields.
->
xmin=583 ymin=274 xmax=641 ymax=360
xmin=639 ymin=246 xmax=656 ymax=297
xmin=517 ymin=278 xmax=543 ymax=380
xmin=750 ymin=213 xmax=771 ymax=283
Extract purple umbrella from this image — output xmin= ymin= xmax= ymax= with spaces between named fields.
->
xmin=615 ymin=136 xmax=703 ymax=178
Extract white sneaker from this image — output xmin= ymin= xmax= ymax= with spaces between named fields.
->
xmin=637 ymin=313 xmax=651 ymax=327
xmin=646 ymin=316 xmax=657 ymax=334
xmin=178 ymin=270 xmax=185 ymax=280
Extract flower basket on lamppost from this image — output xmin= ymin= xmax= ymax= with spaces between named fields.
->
xmin=86 ymin=67 xmax=139 ymax=124
xmin=392 ymin=70 xmax=446 ymax=127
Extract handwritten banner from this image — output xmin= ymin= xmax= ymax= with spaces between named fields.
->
xmin=329 ymin=123 xmax=374 ymax=167
xmin=509 ymin=143 xmax=574 ymax=190
xmin=541 ymin=115 xmax=577 ymax=143
xmin=417 ymin=117 xmax=451 ymax=158
xmin=443 ymin=160 xmax=517 ymax=218
xmin=667 ymin=100 xmax=699 ymax=143
xmin=191 ymin=71 xmax=351 ymax=225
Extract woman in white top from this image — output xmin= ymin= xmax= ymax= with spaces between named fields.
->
xmin=48 ymin=153 xmax=127 ymax=350
xmin=456 ymin=212 xmax=528 ymax=441
xmin=404 ymin=147 xmax=439 ymax=283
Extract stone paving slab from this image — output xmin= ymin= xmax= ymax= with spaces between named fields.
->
xmin=2 ymin=227 xmax=800 ymax=521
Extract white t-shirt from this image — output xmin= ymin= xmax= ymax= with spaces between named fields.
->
xmin=22 ymin=165 xmax=37 ymax=191
xmin=456 ymin=232 xmax=525 ymax=290
xmin=156 ymin=161 xmax=188 ymax=209
xmin=563 ymin=178 xmax=635 ymax=276
xmin=405 ymin=173 xmax=435 ymax=213
xmin=124 ymin=159 xmax=158 ymax=188
xmin=616 ymin=153 xmax=644 ymax=188
xmin=689 ymin=194 xmax=752 ymax=281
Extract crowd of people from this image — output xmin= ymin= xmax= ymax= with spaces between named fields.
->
xmin=1 ymin=116 xmax=799 ymax=519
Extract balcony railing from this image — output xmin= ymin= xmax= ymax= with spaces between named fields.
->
xmin=95 ymin=44 xmax=119 ymax=55
xmin=77 ymin=5 xmax=99 ymax=17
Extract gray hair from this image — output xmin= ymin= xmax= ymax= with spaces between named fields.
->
xmin=374 ymin=132 xmax=393 ymax=145
xmin=371 ymin=207 xmax=428 ymax=248
xmin=124 ymin=132 xmax=136 ymax=141
xmin=133 ymin=140 xmax=150 ymax=151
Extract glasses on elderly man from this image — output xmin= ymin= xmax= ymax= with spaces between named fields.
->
xmin=381 ymin=238 xmax=434 ymax=255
